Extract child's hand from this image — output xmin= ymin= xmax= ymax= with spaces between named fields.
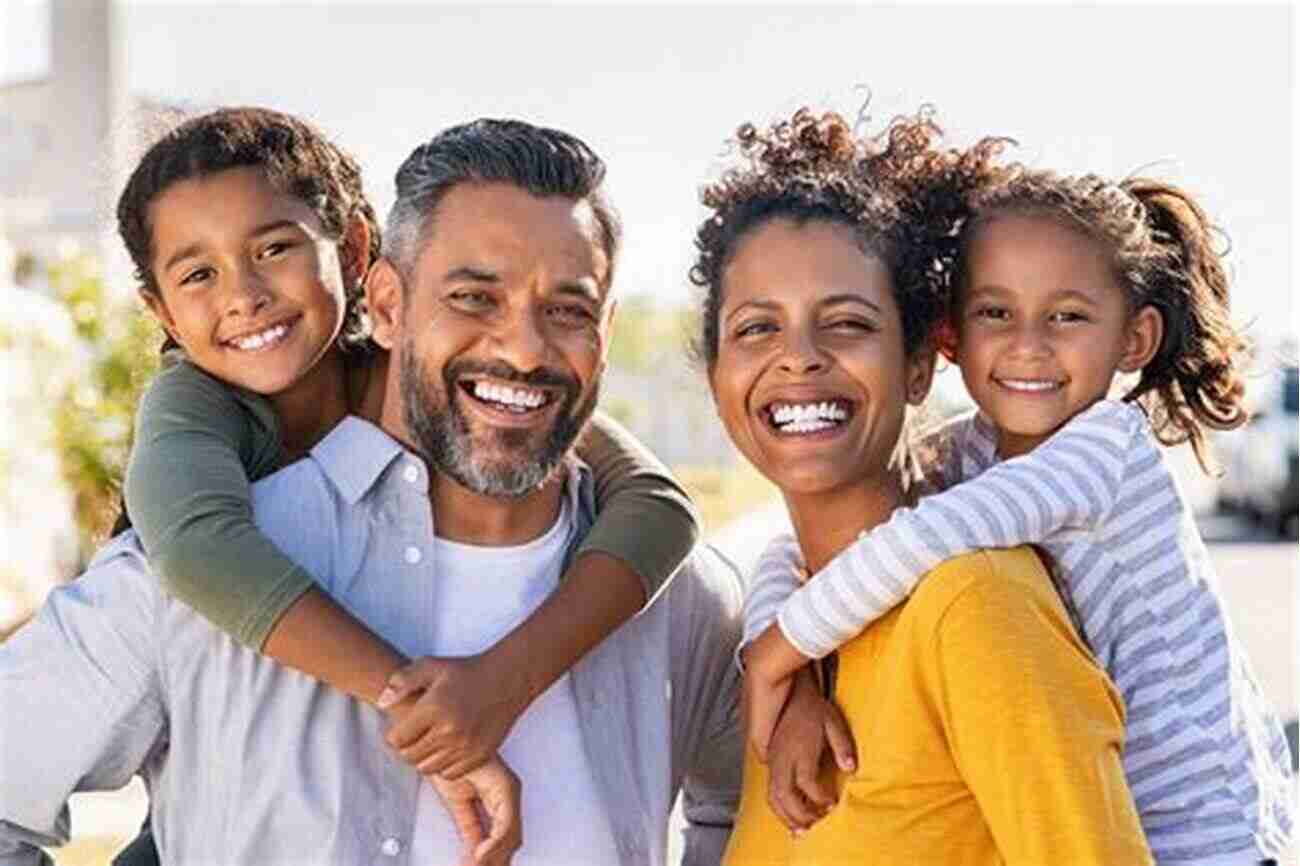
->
xmin=742 ymin=668 xmax=793 ymax=763
xmin=381 ymin=654 xmax=527 ymax=778
xmin=764 ymin=667 xmax=857 ymax=835
xmin=426 ymin=756 xmax=522 ymax=866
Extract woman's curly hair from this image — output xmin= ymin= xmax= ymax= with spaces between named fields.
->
xmin=945 ymin=154 xmax=1249 ymax=472
xmin=116 ymin=106 xmax=382 ymax=354
xmin=690 ymin=106 xmax=961 ymax=367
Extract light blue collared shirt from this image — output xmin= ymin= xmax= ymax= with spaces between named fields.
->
xmin=0 ymin=417 xmax=744 ymax=866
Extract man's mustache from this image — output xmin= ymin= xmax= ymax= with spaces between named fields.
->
xmin=444 ymin=359 xmax=579 ymax=393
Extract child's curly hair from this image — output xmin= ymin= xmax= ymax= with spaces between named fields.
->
xmin=947 ymin=158 xmax=1249 ymax=472
xmin=690 ymin=106 xmax=959 ymax=367
xmin=116 ymin=106 xmax=382 ymax=353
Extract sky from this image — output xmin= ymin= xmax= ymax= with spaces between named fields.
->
xmin=3 ymin=2 xmax=1295 ymax=347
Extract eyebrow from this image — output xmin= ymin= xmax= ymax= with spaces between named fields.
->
xmin=967 ymin=284 xmax=1101 ymax=306
xmin=442 ymin=266 xmax=500 ymax=283
xmin=724 ymin=293 xmax=883 ymax=325
xmin=161 ymin=219 xmax=301 ymax=275
xmin=554 ymin=280 xmax=601 ymax=305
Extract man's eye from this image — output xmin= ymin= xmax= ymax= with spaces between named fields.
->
xmin=550 ymin=304 xmax=595 ymax=325
xmin=450 ymin=291 xmax=493 ymax=307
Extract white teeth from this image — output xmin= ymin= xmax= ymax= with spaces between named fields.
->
xmin=771 ymin=401 xmax=848 ymax=425
xmin=998 ymin=379 xmax=1061 ymax=392
xmin=230 ymin=322 xmax=290 ymax=351
xmin=472 ymin=381 xmax=546 ymax=410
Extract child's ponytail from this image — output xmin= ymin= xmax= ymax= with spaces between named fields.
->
xmin=1121 ymin=179 xmax=1249 ymax=473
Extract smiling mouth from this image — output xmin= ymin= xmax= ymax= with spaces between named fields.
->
xmin=994 ymin=377 xmax=1064 ymax=393
xmin=459 ymin=379 xmax=559 ymax=415
xmin=224 ymin=317 xmax=298 ymax=352
xmin=764 ymin=399 xmax=855 ymax=436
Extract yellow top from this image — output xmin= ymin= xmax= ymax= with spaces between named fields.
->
xmin=725 ymin=547 xmax=1152 ymax=866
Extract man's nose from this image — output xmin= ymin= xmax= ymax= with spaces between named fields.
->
xmin=489 ymin=309 xmax=550 ymax=373
xmin=776 ymin=327 xmax=827 ymax=375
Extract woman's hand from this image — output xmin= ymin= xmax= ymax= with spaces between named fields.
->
xmin=426 ymin=756 xmax=523 ymax=866
xmin=762 ymin=665 xmax=857 ymax=835
xmin=380 ymin=654 xmax=528 ymax=779
xmin=742 ymin=622 xmax=817 ymax=759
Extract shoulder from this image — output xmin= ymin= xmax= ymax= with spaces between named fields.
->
xmin=671 ymin=543 xmax=745 ymax=616
xmin=137 ymin=358 xmax=276 ymax=439
xmin=903 ymin=547 xmax=1065 ymax=631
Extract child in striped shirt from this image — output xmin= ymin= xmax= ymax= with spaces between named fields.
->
xmin=743 ymin=165 xmax=1294 ymax=864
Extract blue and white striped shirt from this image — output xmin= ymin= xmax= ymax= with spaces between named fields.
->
xmin=744 ymin=399 xmax=1294 ymax=863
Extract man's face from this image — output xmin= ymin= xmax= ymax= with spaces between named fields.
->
xmin=386 ymin=181 xmax=614 ymax=497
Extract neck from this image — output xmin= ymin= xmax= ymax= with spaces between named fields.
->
xmin=430 ymin=471 xmax=566 ymax=546
xmin=783 ymin=471 xmax=907 ymax=574
xmin=271 ymin=348 xmax=350 ymax=463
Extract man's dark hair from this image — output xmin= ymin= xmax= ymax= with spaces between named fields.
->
xmin=383 ymin=118 xmax=621 ymax=288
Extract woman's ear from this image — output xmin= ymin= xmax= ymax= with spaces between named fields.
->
xmin=341 ymin=215 xmax=373 ymax=287
xmin=140 ymin=290 xmax=181 ymax=346
xmin=365 ymin=257 xmax=404 ymax=351
xmin=1117 ymin=304 xmax=1164 ymax=373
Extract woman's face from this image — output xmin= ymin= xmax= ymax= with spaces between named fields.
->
xmin=709 ymin=218 xmax=932 ymax=497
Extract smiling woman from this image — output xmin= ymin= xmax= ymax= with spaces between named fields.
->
xmin=693 ymin=107 xmax=1153 ymax=865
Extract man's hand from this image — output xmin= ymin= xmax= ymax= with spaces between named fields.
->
xmin=763 ymin=666 xmax=857 ymax=835
xmin=380 ymin=654 xmax=527 ymax=778
xmin=427 ymin=756 xmax=523 ymax=866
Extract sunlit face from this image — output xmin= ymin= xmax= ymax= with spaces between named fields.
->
xmin=376 ymin=182 xmax=613 ymax=498
xmin=709 ymin=219 xmax=930 ymax=497
xmin=955 ymin=213 xmax=1148 ymax=457
xmin=145 ymin=167 xmax=349 ymax=396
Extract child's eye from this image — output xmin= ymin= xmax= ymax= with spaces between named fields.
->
xmin=971 ymin=306 xmax=1010 ymax=322
xmin=1050 ymin=310 xmax=1089 ymax=324
xmin=178 ymin=266 xmax=214 ymax=287
xmin=259 ymin=240 xmax=294 ymax=259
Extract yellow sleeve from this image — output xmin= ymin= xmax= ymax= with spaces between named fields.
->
xmin=932 ymin=554 xmax=1152 ymax=865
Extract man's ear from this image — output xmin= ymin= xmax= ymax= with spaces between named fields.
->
xmin=366 ymin=257 xmax=404 ymax=351
xmin=1117 ymin=304 xmax=1164 ymax=374
xmin=341 ymin=215 xmax=373 ymax=288
xmin=905 ymin=346 xmax=938 ymax=407
xmin=141 ymin=290 xmax=181 ymax=346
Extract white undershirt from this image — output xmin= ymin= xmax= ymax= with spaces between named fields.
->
xmin=407 ymin=498 xmax=621 ymax=866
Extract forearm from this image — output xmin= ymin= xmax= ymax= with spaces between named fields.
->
xmin=487 ymin=550 xmax=643 ymax=707
xmin=262 ymin=587 xmax=408 ymax=705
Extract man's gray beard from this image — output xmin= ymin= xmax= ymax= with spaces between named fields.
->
xmin=399 ymin=343 xmax=599 ymax=498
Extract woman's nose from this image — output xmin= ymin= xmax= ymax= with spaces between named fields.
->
xmin=777 ymin=329 xmax=826 ymax=375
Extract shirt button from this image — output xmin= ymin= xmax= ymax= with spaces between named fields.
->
xmin=403 ymin=464 xmax=420 ymax=484
xmin=380 ymin=836 xmax=402 ymax=856
xmin=404 ymin=546 xmax=422 ymax=564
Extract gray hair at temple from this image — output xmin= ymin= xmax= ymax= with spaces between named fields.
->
xmin=382 ymin=118 xmax=623 ymax=288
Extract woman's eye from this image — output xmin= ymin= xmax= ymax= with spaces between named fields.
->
xmin=825 ymin=318 xmax=874 ymax=333
xmin=735 ymin=321 xmax=775 ymax=339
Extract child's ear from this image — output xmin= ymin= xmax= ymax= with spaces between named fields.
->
xmin=1117 ymin=304 xmax=1164 ymax=373
xmin=935 ymin=320 xmax=959 ymax=364
xmin=905 ymin=346 xmax=937 ymax=407
xmin=341 ymin=216 xmax=372 ymax=287
xmin=140 ymin=290 xmax=181 ymax=345
xmin=365 ymin=257 xmax=404 ymax=351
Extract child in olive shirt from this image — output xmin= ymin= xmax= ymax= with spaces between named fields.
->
xmin=114 ymin=107 xmax=698 ymax=864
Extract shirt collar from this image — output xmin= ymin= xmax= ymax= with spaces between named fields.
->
xmin=310 ymin=415 xmax=597 ymax=519
xmin=310 ymin=416 xmax=408 ymax=505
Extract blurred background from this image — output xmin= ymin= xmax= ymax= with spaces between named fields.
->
xmin=1 ymin=2 xmax=1294 ymax=863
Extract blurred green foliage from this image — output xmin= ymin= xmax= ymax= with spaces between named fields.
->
xmin=45 ymin=255 xmax=161 ymax=557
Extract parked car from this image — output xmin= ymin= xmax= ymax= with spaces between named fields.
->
xmin=1216 ymin=364 xmax=1299 ymax=536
